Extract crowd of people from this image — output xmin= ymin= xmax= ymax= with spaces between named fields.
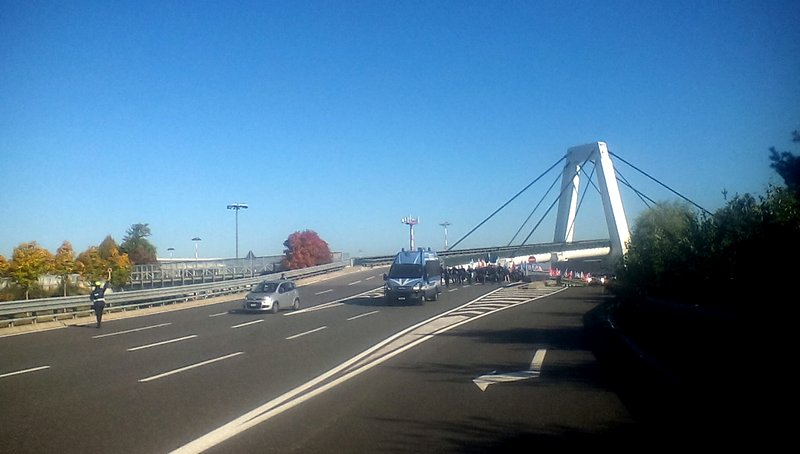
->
xmin=440 ymin=263 xmax=526 ymax=287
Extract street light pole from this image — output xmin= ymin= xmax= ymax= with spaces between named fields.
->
xmin=226 ymin=203 xmax=249 ymax=259
xmin=439 ymin=221 xmax=451 ymax=249
xmin=401 ymin=216 xmax=419 ymax=251
xmin=191 ymin=237 xmax=201 ymax=260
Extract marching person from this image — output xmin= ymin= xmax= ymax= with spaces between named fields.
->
xmin=90 ymin=268 xmax=112 ymax=328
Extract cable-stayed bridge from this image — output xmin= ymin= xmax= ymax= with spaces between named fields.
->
xmin=358 ymin=140 xmax=706 ymax=274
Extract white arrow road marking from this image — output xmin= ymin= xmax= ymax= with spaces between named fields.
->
xmin=473 ymin=349 xmax=547 ymax=391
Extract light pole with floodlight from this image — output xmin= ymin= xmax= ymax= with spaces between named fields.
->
xmin=439 ymin=222 xmax=451 ymax=249
xmin=226 ymin=203 xmax=249 ymax=259
xmin=192 ymin=237 xmax=201 ymax=259
xmin=401 ymin=216 xmax=418 ymax=251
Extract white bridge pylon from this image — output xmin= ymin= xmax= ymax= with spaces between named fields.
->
xmin=553 ymin=142 xmax=631 ymax=263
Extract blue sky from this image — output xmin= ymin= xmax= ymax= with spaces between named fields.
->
xmin=1 ymin=0 xmax=798 ymax=260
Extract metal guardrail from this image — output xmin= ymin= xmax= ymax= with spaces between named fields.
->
xmin=0 ymin=262 xmax=347 ymax=329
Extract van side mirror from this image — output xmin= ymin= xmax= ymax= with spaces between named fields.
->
xmin=383 ymin=273 xmax=388 ymax=280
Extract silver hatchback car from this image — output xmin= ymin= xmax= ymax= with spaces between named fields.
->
xmin=243 ymin=279 xmax=300 ymax=313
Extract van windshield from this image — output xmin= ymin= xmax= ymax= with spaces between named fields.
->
xmin=388 ymin=264 xmax=424 ymax=279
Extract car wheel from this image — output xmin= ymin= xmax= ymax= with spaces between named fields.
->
xmin=270 ymin=302 xmax=279 ymax=314
xmin=431 ymin=289 xmax=439 ymax=301
xmin=292 ymin=298 xmax=300 ymax=310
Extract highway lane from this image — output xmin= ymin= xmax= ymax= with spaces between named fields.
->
xmin=202 ymin=285 xmax=643 ymax=453
xmin=0 ymin=267 xmax=508 ymax=453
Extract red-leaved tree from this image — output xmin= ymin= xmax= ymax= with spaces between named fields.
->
xmin=281 ymin=230 xmax=332 ymax=270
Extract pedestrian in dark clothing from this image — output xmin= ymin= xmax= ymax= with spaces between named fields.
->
xmin=90 ymin=269 xmax=112 ymax=328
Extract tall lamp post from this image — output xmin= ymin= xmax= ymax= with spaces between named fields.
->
xmin=401 ymin=216 xmax=419 ymax=251
xmin=438 ymin=221 xmax=451 ymax=250
xmin=226 ymin=203 xmax=249 ymax=259
xmin=192 ymin=237 xmax=201 ymax=260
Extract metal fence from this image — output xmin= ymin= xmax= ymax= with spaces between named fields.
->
xmin=0 ymin=262 xmax=347 ymax=329
xmin=128 ymin=252 xmax=347 ymax=289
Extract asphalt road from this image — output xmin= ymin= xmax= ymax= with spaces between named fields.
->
xmin=1 ymin=268 xmax=680 ymax=453
xmin=200 ymin=285 xmax=638 ymax=453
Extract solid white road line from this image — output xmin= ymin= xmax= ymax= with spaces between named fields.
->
xmin=139 ymin=352 xmax=244 ymax=383
xmin=347 ymin=311 xmax=379 ymax=321
xmin=285 ymin=326 xmax=327 ymax=340
xmin=128 ymin=335 xmax=198 ymax=352
xmin=92 ymin=323 xmax=172 ymax=339
xmin=314 ymin=289 xmax=334 ymax=295
xmin=231 ymin=320 xmax=264 ymax=329
xmin=0 ymin=365 xmax=50 ymax=379
xmin=209 ymin=312 xmax=228 ymax=317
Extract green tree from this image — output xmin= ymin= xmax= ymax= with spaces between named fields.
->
xmin=106 ymin=248 xmax=132 ymax=288
xmin=77 ymin=247 xmax=107 ymax=284
xmin=121 ymin=223 xmax=158 ymax=264
xmin=769 ymin=129 xmax=800 ymax=193
xmin=617 ymin=130 xmax=800 ymax=310
xmin=98 ymin=235 xmax=119 ymax=261
xmin=52 ymin=241 xmax=77 ymax=297
xmin=0 ymin=254 xmax=8 ymax=276
xmin=281 ymin=230 xmax=332 ymax=270
xmin=90 ymin=236 xmax=132 ymax=288
xmin=7 ymin=242 xmax=53 ymax=299
xmin=620 ymin=201 xmax=699 ymax=298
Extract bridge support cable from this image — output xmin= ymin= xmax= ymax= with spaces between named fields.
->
xmin=512 ymin=162 xmax=597 ymax=251
xmin=507 ymin=173 xmax=561 ymax=246
xmin=512 ymin=194 xmax=561 ymax=258
xmin=615 ymin=168 xmax=657 ymax=209
xmin=447 ymin=156 xmax=566 ymax=252
xmin=609 ymin=151 xmax=712 ymax=216
xmin=514 ymin=152 xmax=595 ymax=255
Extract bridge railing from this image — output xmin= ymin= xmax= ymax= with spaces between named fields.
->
xmin=353 ymin=239 xmax=612 ymax=267
xmin=0 ymin=262 xmax=347 ymax=329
